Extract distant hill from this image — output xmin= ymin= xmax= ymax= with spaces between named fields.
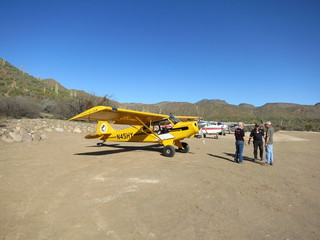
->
xmin=239 ymin=103 xmax=255 ymax=108
xmin=42 ymin=78 xmax=68 ymax=91
xmin=1 ymin=58 xmax=319 ymax=131
xmin=0 ymin=58 xmax=74 ymax=99
xmin=197 ymin=99 xmax=228 ymax=104
xmin=262 ymin=103 xmax=301 ymax=108
xmin=0 ymin=58 xmax=116 ymax=104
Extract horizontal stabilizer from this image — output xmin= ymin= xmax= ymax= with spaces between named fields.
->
xmin=85 ymin=134 xmax=102 ymax=139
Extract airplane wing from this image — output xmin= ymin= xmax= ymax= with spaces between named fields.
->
xmin=176 ymin=116 xmax=200 ymax=122
xmin=69 ymin=106 xmax=198 ymax=125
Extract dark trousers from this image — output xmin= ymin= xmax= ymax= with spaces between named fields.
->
xmin=253 ymin=141 xmax=263 ymax=159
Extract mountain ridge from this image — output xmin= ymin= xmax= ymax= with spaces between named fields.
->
xmin=1 ymin=58 xmax=319 ymax=131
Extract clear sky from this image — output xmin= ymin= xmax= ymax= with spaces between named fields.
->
xmin=1 ymin=0 xmax=319 ymax=106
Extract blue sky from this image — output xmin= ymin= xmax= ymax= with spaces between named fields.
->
xmin=1 ymin=0 xmax=319 ymax=106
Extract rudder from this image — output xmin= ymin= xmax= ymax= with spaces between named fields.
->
xmin=97 ymin=121 xmax=115 ymax=135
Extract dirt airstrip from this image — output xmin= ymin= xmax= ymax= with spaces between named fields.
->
xmin=0 ymin=130 xmax=319 ymax=240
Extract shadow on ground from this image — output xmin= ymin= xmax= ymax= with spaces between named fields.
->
xmin=207 ymin=152 xmax=262 ymax=165
xmin=75 ymin=143 xmax=162 ymax=156
xmin=75 ymin=143 xmax=195 ymax=156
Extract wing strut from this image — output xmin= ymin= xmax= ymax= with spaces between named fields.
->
xmin=133 ymin=116 xmax=163 ymax=143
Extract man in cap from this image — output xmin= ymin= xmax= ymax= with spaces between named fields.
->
xmin=264 ymin=121 xmax=274 ymax=165
xmin=248 ymin=124 xmax=264 ymax=161
xmin=234 ymin=122 xmax=247 ymax=163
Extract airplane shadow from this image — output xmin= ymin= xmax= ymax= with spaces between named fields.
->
xmin=87 ymin=143 xmax=121 ymax=148
xmin=207 ymin=152 xmax=262 ymax=165
xmin=76 ymin=143 xmax=162 ymax=156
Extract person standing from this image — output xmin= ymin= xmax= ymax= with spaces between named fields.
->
xmin=248 ymin=124 xmax=264 ymax=161
xmin=234 ymin=122 xmax=247 ymax=163
xmin=264 ymin=121 xmax=274 ymax=165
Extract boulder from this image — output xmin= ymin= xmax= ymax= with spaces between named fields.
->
xmin=20 ymin=129 xmax=32 ymax=142
xmin=55 ymin=128 xmax=64 ymax=132
xmin=32 ymin=132 xmax=41 ymax=141
xmin=9 ymin=132 xmax=23 ymax=142
xmin=73 ymin=127 xmax=82 ymax=133
xmin=40 ymin=133 xmax=48 ymax=140
xmin=1 ymin=135 xmax=14 ymax=143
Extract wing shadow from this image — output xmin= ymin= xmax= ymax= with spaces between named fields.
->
xmin=75 ymin=143 xmax=162 ymax=156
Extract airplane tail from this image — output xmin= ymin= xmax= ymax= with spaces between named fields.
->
xmin=85 ymin=121 xmax=115 ymax=139
xmin=96 ymin=121 xmax=115 ymax=135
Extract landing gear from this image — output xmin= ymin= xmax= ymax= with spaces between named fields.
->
xmin=163 ymin=145 xmax=175 ymax=157
xmin=179 ymin=142 xmax=189 ymax=153
xmin=97 ymin=142 xmax=105 ymax=147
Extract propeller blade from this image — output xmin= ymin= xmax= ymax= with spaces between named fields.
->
xmin=200 ymin=128 xmax=205 ymax=144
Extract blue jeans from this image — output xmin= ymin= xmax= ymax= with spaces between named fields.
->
xmin=266 ymin=144 xmax=274 ymax=164
xmin=235 ymin=141 xmax=244 ymax=163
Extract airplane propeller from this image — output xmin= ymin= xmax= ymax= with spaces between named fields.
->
xmin=198 ymin=120 xmax=206 ymax=144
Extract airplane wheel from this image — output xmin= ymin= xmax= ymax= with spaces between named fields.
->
xmin=97 ymin=142 xmax=103 ymax=147
xmin=179 ymin=142 xmax=189 ymax=153
xmin=163 ymin=145 xmax=175 ymax=157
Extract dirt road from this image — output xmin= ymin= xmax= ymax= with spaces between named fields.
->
xmin=1 ymin=131 xmax=319 ymax=239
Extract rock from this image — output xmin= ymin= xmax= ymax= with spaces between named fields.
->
xmin=55 ymin=128 xmax=64 ymax=132
xmin=32 ymin=132 xmax=41 ymax=141
xmin=1 ymin=135 xmax=14 ymax=143
xmin=40 ymin=133 xmax=47 ymax=140
xmin=9 ymin=132 xmax=23 ymax=142
xmin=73 ymin=128 xmax=82 ymax=133
xmin=20 ymin=129 xmax=32 ymax=142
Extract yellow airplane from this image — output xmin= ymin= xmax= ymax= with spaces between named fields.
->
xmin=69 ymin=106 xmax=204 ymax=157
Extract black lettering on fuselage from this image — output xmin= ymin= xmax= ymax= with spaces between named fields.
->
xmin=116 ymin=132 xmax=134 ymax=140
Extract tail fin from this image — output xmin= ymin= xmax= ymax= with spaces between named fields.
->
xmin=85 ymin=121 xmax=115 ymax=139
xmin=96 ymin=121 xmax=115 ymax=135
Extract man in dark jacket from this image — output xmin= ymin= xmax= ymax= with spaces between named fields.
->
xmin=248 ymin=124 xmax=264 ymax=161
xmin=234 ymin=122 xmax=247 ymax=163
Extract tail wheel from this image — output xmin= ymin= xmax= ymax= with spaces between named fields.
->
xmin=163 ymin=145 xmax=175 ymax=157
xmin=179 ymin=142 xmax=189 ymax=153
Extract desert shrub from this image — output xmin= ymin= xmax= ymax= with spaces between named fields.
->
xmin=52 ymin=93 xmax=116 ymax=119
xmin=43 ymin=99 xmax=57 ymax=113
xmin=0 ymin=96 xmax=41 ymax=118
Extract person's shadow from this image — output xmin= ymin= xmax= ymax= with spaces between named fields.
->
xmin=207 ymin=152 xmax=261 ymax=164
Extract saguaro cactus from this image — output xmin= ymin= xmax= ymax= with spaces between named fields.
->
xmin=55 ymin=83 xmax=59 ymax=95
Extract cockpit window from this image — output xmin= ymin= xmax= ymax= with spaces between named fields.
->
xmin=169 ymin=115 xmax=180 ymax=124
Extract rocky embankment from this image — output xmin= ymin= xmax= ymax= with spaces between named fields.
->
xmin=0 ymin=118 xmax=96 ymax=143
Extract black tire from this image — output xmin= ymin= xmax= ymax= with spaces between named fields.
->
xmin=163 ymin=145 xmax=175 ymax=157
xmin=179 ymin=142 xmax=189 ymax=153
xmin=97 ymin=142 xmax=103 ymax=147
